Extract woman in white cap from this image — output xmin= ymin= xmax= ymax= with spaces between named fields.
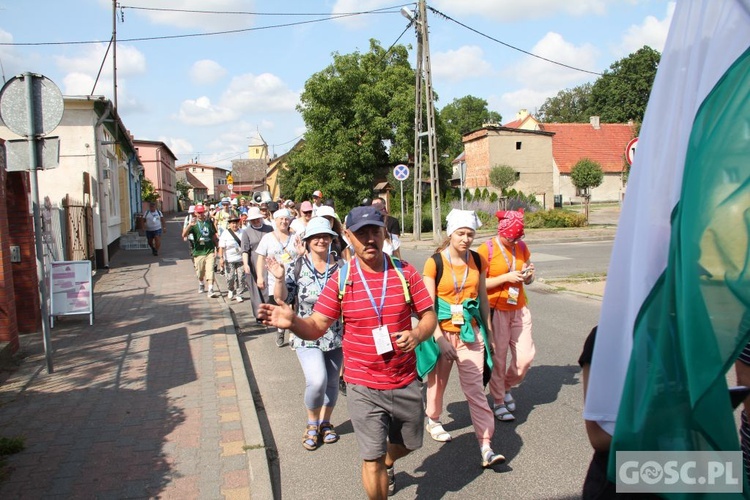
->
xmin=419 ymin=209 xmax=505 ymax=468
xmin=266 ymin=217 xmax=344 ymax=451
xmin=255 ymin=208 xmax=301 ymax=347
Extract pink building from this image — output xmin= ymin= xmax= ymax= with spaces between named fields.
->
xmin=133 ymin=140 xmax=178 ymax=213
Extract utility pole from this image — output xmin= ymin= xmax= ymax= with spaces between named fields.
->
xmin=407 ymin=1 xmax=442 ymax=242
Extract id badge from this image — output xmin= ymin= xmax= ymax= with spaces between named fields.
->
xmin=279 ymin=251 xmax=293 ymax=264
xmin=450 ymin=304 xmax=464 ymax=325
xmin=372 ymin=325 xmax=394 ymax=355
xmin=507 ymin=286 xmax=519 ymax=305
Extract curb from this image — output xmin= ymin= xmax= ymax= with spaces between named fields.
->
xmin=219 ymin=298 xmax=274 ymax=500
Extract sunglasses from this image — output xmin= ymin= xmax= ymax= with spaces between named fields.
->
xmin=303 ymin=211 xmax=312 ymax=215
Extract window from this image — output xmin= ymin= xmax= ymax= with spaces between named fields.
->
xmin=107 ymin=155 xmax=119 ymax=218
xmin=516 ymin=142 xmax=522 ymax=150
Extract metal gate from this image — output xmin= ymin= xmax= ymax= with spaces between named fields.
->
xmin=63 ymin=194 xmax=95 ymax=265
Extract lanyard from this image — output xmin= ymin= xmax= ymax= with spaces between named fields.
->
xmin=355 ymin=256 xmax=389 ymax=326
xmin=275 ymin=232 xmax=291 ymax=252
xmin=497 ymin=236 xmax=517 ymax=272
xmin=197 ymin=220 xmax=210 ymax=237
xmin=443 ymin=249 xmax=469 ymax=302
xmin=306 ymin=246 xmax=332 ymax=292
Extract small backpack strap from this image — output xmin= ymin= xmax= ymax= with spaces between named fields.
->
xmin=431 ymin=253 xmax=443 ymax=289
xmin=337 ymin=260 xmax=351 ymax=301
xmin=388 ymin=255 xmax=412 ymax=305
xmin=487 ymin=237 xmax=494 ymax=263
xmin=470 ymin=250 xmax=482 ymax=271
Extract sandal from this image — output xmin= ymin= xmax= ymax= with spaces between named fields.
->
xmin=425 ymin=421 xmax=452 ymax=442
xmin=504 ymin=392 xmax=516 ymax=412
xmin=319 ymin=422 xmax=339 ymax=444
xmin=302 ymin=424 xmax=319 ymax=450
xmin=493 ymin=404 xmax=515 ymax=422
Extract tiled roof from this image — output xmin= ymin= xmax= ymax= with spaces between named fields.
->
xmin=539 ymin=123 xmax=635 ymax=173
xmin=503 ymin=118 xmax=523 ymax=129
xmin=231 ymin=158 xmax=267 ymax=183
xmin=176 ymin=163 xmax=227 ymax=172
xmin=184 ymin=171 xmax=208 ymax=189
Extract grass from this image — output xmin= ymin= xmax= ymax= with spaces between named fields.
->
xmin=0 ymin=436 xmax=25 ymax=482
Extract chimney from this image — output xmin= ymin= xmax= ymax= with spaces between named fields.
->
xmin=590 ymin=116 xmax=600 ymax=129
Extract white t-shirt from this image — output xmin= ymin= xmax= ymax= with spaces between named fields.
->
xmin=289 ymin=218 xmax=307 ymax=238
xmin=218 ymin=228 xmax=244 ymax=263
xmin=256 ymin=231 xmax=300 ymax=295
xmin=143 ymin=210 xmax=163 ymax=231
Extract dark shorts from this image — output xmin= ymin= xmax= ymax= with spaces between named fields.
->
xmin=347 ymin=379 xmax=424 ymax=460
xmin=146 ymin=229 xmax=162 ymax=239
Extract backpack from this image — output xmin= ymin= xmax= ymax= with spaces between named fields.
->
xmin=429 ymin=250 xmax=482 ymax=309
xmin=289 ymin=255 xmax=345 ymax=312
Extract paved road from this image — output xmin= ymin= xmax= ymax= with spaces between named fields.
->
xmin=233 ymin=241 xmax=609 ymax=499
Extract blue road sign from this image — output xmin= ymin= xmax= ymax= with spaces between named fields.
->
xmin=393 ymin=164 xmax=410 ymax=181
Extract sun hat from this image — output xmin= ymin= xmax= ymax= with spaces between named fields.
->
xmin=195 ymin=205 xmax=206 ymax=214
xmin=346 ymin=206 xmax=385 ymax=232
xmin=221 ymin=197 xmax=230 ymax=204
xmin=316 ymin=206 xmax=336 ymax=219
xmin=303 ymin=217 xmax=338 ymax=240
xmin=247 ymin=206 xmax=264 ymax=220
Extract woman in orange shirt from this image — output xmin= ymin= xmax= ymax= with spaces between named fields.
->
xmin=477 ymin=210 xmax=536 ymax=422
xmin=422 ymin=209 xmax=505 ymax=468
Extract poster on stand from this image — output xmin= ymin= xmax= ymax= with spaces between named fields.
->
xmin=50 ymin=260 xmax=93 ymax=327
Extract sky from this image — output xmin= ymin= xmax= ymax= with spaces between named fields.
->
xmin=0 ymin=0 xmax=674 ymax=171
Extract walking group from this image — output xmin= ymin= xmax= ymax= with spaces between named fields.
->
xmin=250 ymin=192 xmax=536 ymax=500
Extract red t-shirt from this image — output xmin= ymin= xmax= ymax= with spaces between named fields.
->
xmin=315 ymin=257 xmax=434 ymax=390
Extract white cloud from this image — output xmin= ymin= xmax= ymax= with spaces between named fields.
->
xmin=509 ymin=32 xmax=599 ymax=88
xmin=431 ymin=0 xmax=608 ymax=22
xmin=492 ymin=88 xmax=553 ymax=121
xmin=159 ymin=137 xmax=194 ymax=158
xmin=55 ymin=43 xmax=146 ymax=79
xmin=432 ymin=46 xmax=492 ymax=82
xmin=331 ymin=0 xmax=397 ymax=30
xmin=189 ymin=60 xmax=227 ymax=85
xmin=109 ymin=0 xmax=256 ymax=31
xmin=220 ymin=73 xmax=299 ymax=113
xmin=177 ymin=96 xmax=236 ymax=126
xmin=615 ymin=2 xmax=674 ymax=56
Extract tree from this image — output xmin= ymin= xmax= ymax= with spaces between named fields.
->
xmin=440 ymin=95 xmax=502 ymax=159
xmin=590 ymin=46 xmax=660 ymax=123
xmin=538 ymin=83 xmax=592 ymax=123
xmin=141 ymin=178 xmax=159 ymax=203
xmin=570 ymin=158 xmax=604 ymax=222
xmin=488 ymin=164 xmax=518 ymax=193
xmin=280 ymin=40 xmax=416 ymax=212
xmin=176 ymin=178 xmax=191 ymax=201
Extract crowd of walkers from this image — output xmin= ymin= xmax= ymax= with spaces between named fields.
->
xmin=178 ymin=189 xmax=536 ymax=499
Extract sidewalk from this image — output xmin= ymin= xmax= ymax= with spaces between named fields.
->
xmin=0 ymin=216 xmax=272 ymax=499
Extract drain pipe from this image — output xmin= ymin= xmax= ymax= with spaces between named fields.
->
xmin=94 ymin=99 xmax=112 ymax=269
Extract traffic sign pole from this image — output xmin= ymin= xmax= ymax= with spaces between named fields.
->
xmin=393 ymin=165 xmax=410 ymax=237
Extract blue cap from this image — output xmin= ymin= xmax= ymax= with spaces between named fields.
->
xmin=346 ymin=206 xmax=385 ymax=232
xmin=303 ymin=217 xmax=337 ymax=240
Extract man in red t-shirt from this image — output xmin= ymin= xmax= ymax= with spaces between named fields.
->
xmin=258 ymin=206 xmax=436 ymax=499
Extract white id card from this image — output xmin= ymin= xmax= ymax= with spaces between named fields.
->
xmin=279 ymin=251 xmax=293 ymax=264
xmin=372 ymin=325 xmax=394 ymax=355
xmin=450 ymin=303 xmax=464 ymax=325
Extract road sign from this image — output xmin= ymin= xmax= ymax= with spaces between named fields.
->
xmin=226 ymin=174 xmax=234 ymax=184
xmin=227 ymin=183 xmax=233 ymax=192
xmin=625 ymin=137 xmax=639 ymax=166
xmin=393 ymin=164 xmax=410 ymax=181
xmin=0 ymin=74 xmax=64 ymax=137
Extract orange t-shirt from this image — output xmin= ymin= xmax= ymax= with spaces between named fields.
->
xmin=422 ymin=251 xmax=488 ymax=333
xmin=477 ymin=237 xmax=531 ymax=311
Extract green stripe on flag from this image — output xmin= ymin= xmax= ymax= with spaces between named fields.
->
xmin=610 ymin=45 xmax=750 ymax=496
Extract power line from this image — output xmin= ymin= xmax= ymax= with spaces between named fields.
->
xmin=0 ymin=9 xmax=400 ymax=47
xmin=427 ymin=5 xmax=603 ymax=77
xmin=120 ymin=4 xmax=403 ymax=16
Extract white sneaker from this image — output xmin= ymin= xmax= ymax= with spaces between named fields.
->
xmin=198 ymin=283 xmax=205 ymax=293
xmin=235 ymin=295 xmax=244 ymax=303
xmin=227 ymin=290 xmax=234 ymax=299
xmin=481 ymin=448 xmax=506 ymax=468
xmin=208 ymin=289 xmax=220 ymax=298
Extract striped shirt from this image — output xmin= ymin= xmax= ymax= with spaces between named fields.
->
xmin=315 ymin=257 xmax=433 ymax=390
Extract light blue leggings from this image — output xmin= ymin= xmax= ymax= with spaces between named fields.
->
xmin=295 ymin=347 xmax=343 ymax=410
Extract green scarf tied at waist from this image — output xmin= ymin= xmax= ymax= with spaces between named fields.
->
xmin=415 ymin=297 xmax=494 ymax=380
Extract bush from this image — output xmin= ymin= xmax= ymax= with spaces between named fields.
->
xmin=481 ymin=188 xmax=490 ymax=200
xmin=524 ymin=209 xmax=587 ymax=228
xmin=489 ymin=192 xmax=498 ymax=203
xmin=473 ymin=188 xmax=482 ymax=200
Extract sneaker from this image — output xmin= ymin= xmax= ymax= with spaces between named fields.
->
xmin=208 ymin=289 xmax=220 ymax=298
xmin=227 ymin=290 xmax=234 ymax=300
xmin=482 ymin=448 xmax=506 ymax=468
xmin=152 ymin=248 xmax=158 ymax=256
xmin=426 ymin=420 xmax=452 ymax=442
xmin=275 ymin=330 xmax=285 ymax=347
xmin=493 ymin=404 xmax=515 ymax=422
xmin=235 ymin=295 xmax=244 ymax=303
xmin=386 ymin=465 xmax=395 ymax=496
xmin=199 ymin=283 xmax=206 ymax=293
xmin=338 ymin=376 xmax=347 ymax=396
xmin=504 ymin=392 xmax=516 ymax=412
